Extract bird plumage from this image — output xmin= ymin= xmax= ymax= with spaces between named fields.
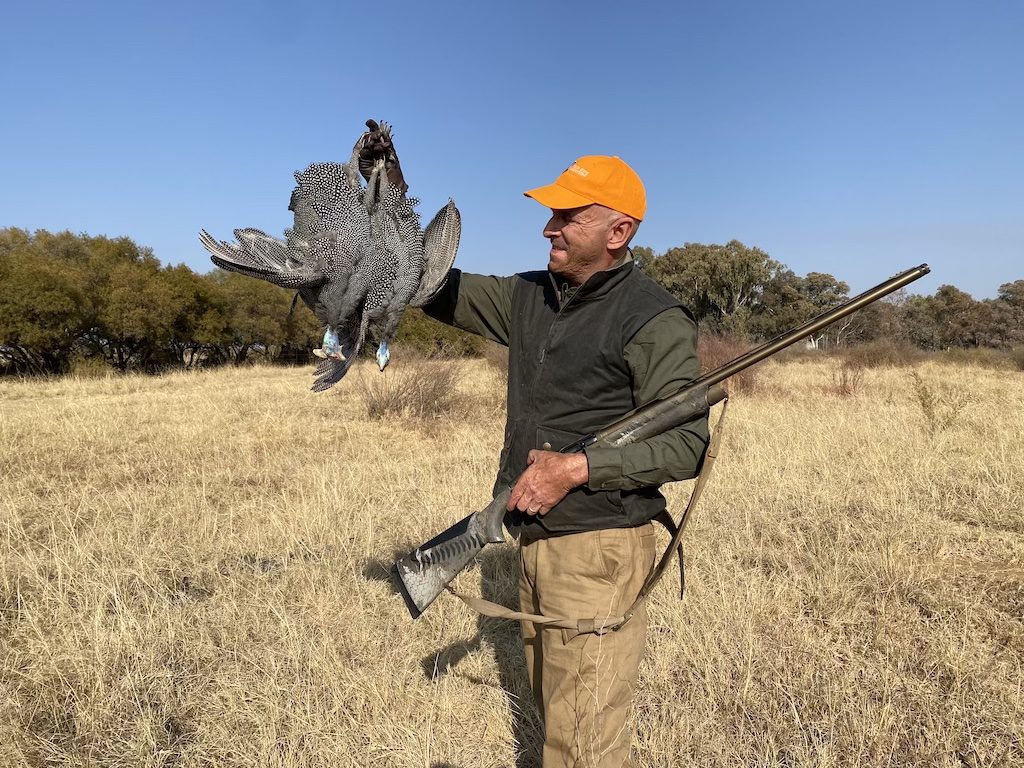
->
xmin=200 ymin=122 xmax=461 ymax=392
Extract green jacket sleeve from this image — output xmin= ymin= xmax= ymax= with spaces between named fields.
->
xmin=421 ymin=269 xmax=516 ymax=346
xmin=584 ymin=307 xmax=710 ymax=490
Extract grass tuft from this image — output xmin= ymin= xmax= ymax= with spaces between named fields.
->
xmin=357 ymin=355 xmax=464 ymax=421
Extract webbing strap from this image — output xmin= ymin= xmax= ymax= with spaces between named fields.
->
xmin=449 ymin=398 xmax=729 ymax=639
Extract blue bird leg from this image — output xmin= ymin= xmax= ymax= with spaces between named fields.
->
xmin=322 ymin=328 xmax=342 ymax=359
xmin=376 ymin=340 xmax=391 ymax=371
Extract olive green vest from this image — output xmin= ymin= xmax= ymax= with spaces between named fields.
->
xmin=500 ymin=261 xmax=682 ymax=538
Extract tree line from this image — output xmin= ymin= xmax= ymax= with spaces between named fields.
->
xmin=0 ymin=228 xmax=479 ymax=375
xmin=1 ymin=228 xmax=1020 ymax=376
xmin=636 ymin=241 xmax=1024 ymax=351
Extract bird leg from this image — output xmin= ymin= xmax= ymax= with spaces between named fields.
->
xmin=314 ymin=328 xmax=347 ymax=361
xmin=375 ymin=340 xmax=391 ymax=371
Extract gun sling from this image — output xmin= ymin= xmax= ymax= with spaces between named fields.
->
xmin=447 ymin=398 xmax=729 ymax=640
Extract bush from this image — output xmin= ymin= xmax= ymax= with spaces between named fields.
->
xmin=934 ymin=347 xmax=1016 ymax=371
xmin=480 ymin=341 xmax=509 ymax=383
xmin=698 ymin=333 xmax=758 ymax=393
xmin=843 ymin=341 xmax=926 ymax=368
xmin=395 ymin=309 xmax=486 ymax=358
xmin=831 ymin=356 xmax=866 ymax=397
xmin=909 ymin=371 xmax=972 ymax=435
xmin=69 ymin=353 xmax=113 ymax=379
xmin=358 ymin=356 xmax=464 ymax=421
xmin=1012 ymin=347 xmax=1024 ymax=372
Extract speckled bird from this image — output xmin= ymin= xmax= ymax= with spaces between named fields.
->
xmin=199 ymin=121 xmax=460 ymax=392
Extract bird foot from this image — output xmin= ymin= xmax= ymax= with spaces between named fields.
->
xmin=313 ymin=348 xmax=346 ymax=361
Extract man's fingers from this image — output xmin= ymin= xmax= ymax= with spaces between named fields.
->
xmin=507 ymin=482 xmax=527 ymax=512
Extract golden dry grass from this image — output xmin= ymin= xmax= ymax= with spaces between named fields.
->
xmin=1 ymin=359 xmax=1022 ymax=767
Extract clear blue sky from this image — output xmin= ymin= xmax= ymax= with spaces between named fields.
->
xmin=2 ymin=0 xmax=1020 ymax=298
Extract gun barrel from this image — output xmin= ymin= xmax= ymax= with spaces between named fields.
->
xmin=588 ymin=264 xmax=930 ymax=449
xmin=696 ymin=263 xmax=930 ymax=389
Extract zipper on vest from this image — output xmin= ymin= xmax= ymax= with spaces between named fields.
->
xmin=538 ymin=282 xmax=579 ymax=367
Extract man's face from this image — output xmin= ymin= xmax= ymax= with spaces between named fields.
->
xmin=542 ymin=205 xmax=616 ymax=285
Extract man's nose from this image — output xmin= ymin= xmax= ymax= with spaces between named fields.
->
xmin=543 ymin=216 xmax=560 ymax=238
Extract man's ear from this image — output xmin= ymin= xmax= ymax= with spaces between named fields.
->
xmin=606 ymin=216 xmax=636 ymax=251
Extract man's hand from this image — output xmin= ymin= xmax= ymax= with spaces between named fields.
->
xmin=507 ymin=450 xmax=589 ymax=516
xmin=356 ymin=119 xmax=407 ymax=193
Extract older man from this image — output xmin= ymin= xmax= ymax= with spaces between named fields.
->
xmin=424 ymin=155 xmax=709 ymax=767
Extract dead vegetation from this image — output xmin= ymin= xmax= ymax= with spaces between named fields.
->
xmin=1 ymin=358 xmax=1022 ymax=767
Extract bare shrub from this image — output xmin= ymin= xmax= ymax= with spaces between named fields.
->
xmin=936 ymin=347 xmax=1016 ymax=371
xmin=698 ymin=333 xmax=757 ymax=393
xmin=1012 ymin=347 xmax=1024 ymax=371
xmin=831 ymin=356 xmax=866 ymax=396
xmin=909 ymin=371 xmax=972 ymax=434
xmin=358 ymin=357 xmax=463 ymax=420
xmin=69 ymin=353 xmax=113 ymax=379
xmin=480 ymin=341 xmax=509 ymax=383
xmin=773 ymin=344 xmax=821 ymax=364
xmin=844 ymin=341 xmax=926 ymax=368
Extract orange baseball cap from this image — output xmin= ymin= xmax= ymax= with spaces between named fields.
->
xmin=524 ymin=155 xmax=646 ymax=220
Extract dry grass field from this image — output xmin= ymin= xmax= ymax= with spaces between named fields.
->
xmin=1 ymin=357 xmax=1022 ymax=767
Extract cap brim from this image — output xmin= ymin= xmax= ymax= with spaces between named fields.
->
xmin=524 ymin=182 xmax=595 ymax=211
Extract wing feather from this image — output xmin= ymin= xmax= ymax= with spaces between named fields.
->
xmin=199 ymin=229 xmax=325 ymax=289
xmin=410 ymin=200 xmax=460 ymax=306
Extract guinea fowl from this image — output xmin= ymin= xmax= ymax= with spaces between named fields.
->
xmin=199 ymin=120 xmax=460 ymax=391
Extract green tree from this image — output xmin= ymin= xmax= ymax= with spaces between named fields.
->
xmin=206 ymin=271 xmax=320 ymax=364
xmin=998 ymin=280 xmax=1024 ymax=309
xmin=646 ymin=240 xmax=778 ymax=335
xmin=93 ymin=251 xmax=173 ymax=370
xmin=0 ymin=235 xmax=90 ymax=373
xmin=630 ymin=245 xmax=655 ymax=270
xmin=395 ymin=308 xmax=485 ymax=357
xmin=747 ymin=269 xmax=849 ymax=345
xmin=748 ymin=268 xmax=811 ymax=340
xmin=932 ymin=285 xmax=978 ymax=348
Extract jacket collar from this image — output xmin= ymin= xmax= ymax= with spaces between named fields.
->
xmin=548 ymin=254 xmax=634 ymax=306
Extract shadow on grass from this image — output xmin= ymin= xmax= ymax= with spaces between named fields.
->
xmin=363 ymin=547 xmax=543 ymax=768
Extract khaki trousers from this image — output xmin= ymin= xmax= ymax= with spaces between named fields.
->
xmin=518 ymin=524 xmax=657 ymax=768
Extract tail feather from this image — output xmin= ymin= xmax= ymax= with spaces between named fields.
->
xmin=310 ymin=329 xmax=359 ymax=392
xmin=199 ymin=229 xmax=324 ymax=290
xmin=311 ymin=354 xmax=357 ymax=392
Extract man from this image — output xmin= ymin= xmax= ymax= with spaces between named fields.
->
xmin=422 ymin=155 xmax=709 ymax=767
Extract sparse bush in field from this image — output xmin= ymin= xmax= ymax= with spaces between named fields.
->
xmin=1012 ymin=347 xmax=1024 ymax=371
xmin=476 ymin=341 xmax=510 ymax=416
xmin=698 ymin=332 xmax=758 ymax=393
xmin=773 ymin=344 xmax=821 ymax=364
xmin=480 ymin=341 xmax=509 ymax=383
xmin=844 ymin=341 xmax=926 ymax=368
xmin=910 ymin=371 xmax=972 ymax=434
xmin=69 ymin=353 xmax=112 ymax=379
xmin=831 ymin=356 xmax=866 ymax=396
xmin=935 ymin=347 xmax=1016 ymax=371
xmin=358 ymin=357 xmax=464 ymax=420
xmin=394 ymin=308 xmax=486 ymax=357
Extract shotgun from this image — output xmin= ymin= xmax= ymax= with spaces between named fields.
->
xmin=394 ymin=264 xmax=931 ymax=618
